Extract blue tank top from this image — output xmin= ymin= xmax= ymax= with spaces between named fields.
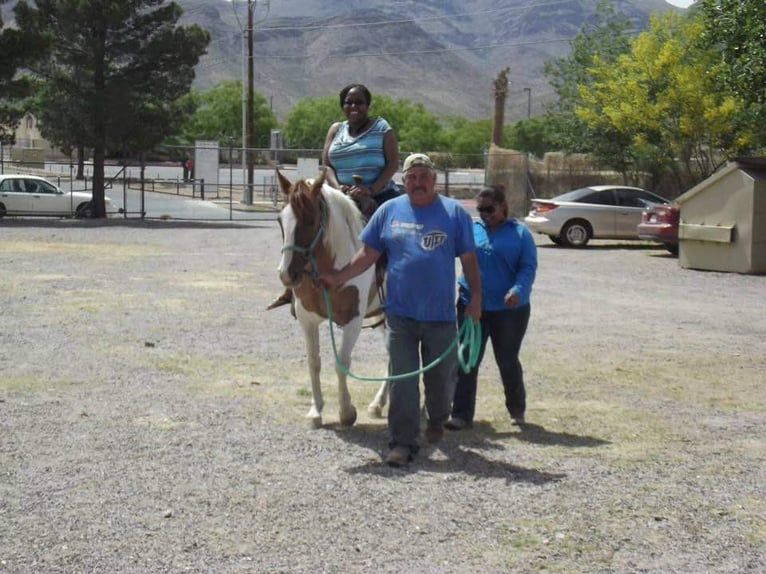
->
xmin=328 ymin=117 xmax=392 ymax=187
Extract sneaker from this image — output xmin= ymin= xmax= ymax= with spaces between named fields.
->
xmin=425 ymin=424 xmax=444 ymax=444
xmin=444 ymin=417 xmax=471 ymax=431
xmin=385 ymin=446 xmax=411 ymax=468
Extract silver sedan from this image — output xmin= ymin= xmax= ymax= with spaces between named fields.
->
xmin=524 ymin=185 xmax=670 ymax=247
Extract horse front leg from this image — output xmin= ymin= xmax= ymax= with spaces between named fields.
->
xmin=301 ymin=321 xmax=324 ymax=429
xmin=335 ymin=320 xmax=361 ymax=427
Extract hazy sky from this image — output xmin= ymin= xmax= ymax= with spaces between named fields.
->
xmin=666 ymin=0 xmax=695 ymax=7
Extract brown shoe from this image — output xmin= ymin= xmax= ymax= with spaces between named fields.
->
xmin=266 ymin=289 xmax=292 ymax=310
xmin=385 ymin=446 xmax=411 ymax=468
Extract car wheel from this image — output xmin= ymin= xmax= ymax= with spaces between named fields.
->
xmin=664 ymin=243 xmax=679 ymax=256
xmin=561 ymin=220 xmax=592 ymax=247
xmin=75 ymin=202 xmax=94 ymax=218
xmin=548 ymin=235 xmax=564 ymax=246
xmin=0 ymin=203 xmax=6 ymax=218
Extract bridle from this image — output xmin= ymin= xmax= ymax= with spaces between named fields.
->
xmin=280 ymin=196 xmax=327 ymax=281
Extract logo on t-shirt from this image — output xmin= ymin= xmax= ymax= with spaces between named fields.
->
xmin=421 ymin=231 xmax=447 ymax=251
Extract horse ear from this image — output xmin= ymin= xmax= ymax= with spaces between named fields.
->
xmin=310 ymin=168 xmax=326 ymax=197
xmin=276 ymin=169 xmax=293 ymax=197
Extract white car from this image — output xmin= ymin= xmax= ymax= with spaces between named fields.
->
xmin=0 ymin=174 xmax=119 ymax=218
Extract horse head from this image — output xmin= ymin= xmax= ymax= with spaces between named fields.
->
xmin=276 ymin=168 xmax=328 ymax=288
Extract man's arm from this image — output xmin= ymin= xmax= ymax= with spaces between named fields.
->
xmin=319 ymin=244 xmax=381 ymax=288
xmin=459 ymin=250 xmax=482 ymax=322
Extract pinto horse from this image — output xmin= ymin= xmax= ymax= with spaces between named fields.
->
xmin=276 ymin=168 xmax=389 ymax=427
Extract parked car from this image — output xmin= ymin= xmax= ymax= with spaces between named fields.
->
xmin=637 ymin=203 xmax=680 ymax=255
xmin=0 ymin=174 xmax=119 ymax=218
xmin=524 ymin=185 xmax=670 ymax=247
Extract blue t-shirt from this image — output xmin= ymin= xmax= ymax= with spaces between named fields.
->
xmin=458 ymin=219 xmax=537 ymax=310
xmin=361 ymin=194 xmax=476 ymax=321
xmin=328 ymin=117 xmax=393 ymax=188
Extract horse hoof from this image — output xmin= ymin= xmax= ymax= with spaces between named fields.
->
xmin=340 ymin=408 xmax=357 ymax=427
xmin=307 ymin=416 xmax=322 ymax=429
xmin=367 ymin=405 xmax=383 ymax=418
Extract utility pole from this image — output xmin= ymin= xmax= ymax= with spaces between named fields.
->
xmin=245 ymin=0 xmax=255 ymax=204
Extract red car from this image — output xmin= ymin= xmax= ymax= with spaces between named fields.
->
xmin=637 ymin=203 xmax=680 ymax=255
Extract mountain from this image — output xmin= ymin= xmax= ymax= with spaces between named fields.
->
xmin=2 ymin=0 xmax=683 ymax=121
xmin=180 ymin=0 xmax=682 ymax=121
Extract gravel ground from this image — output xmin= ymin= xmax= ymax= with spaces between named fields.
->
xmin=1 ymin=218 xmax=764 ymax=573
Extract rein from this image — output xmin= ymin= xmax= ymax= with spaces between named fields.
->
xmin=321 ymin=287 xmax=482 ymax=381
xmin=283 ymin=191 xmax=482 ymax=381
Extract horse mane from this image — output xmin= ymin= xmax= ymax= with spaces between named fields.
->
xmin=318 ymin=184 xmax=365 ymax=266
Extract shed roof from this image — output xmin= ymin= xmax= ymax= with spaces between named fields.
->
xmin=677 ymin=156 xmax=766 ymax=205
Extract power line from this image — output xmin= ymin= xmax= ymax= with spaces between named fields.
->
xmin=251 ymin=36 xmax=577 ymax=61
xmin=256 ymin=0 xmax=571 ymax=32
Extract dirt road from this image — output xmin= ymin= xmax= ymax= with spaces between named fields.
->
xmin=1 ymin=219 xmax=764 ymax=573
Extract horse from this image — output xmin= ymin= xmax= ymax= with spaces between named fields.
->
xmin=275 ymin=168 xmax=389 ymax=428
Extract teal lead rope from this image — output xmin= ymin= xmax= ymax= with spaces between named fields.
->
xmin=321 ymin=287 xmax=481 ymax=382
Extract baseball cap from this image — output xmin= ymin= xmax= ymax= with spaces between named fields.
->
xmin=402 ymin=153 xmax=435 ymax=172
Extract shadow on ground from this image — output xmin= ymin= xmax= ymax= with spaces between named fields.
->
xmin=330 ymin=422 xmax=570 ymax=484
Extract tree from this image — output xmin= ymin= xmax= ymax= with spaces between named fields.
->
xmin=577 ymin=11 xmax=748 ymax=188
xmin=282 ymin=95 xmax=341 ymax=150
xmin=698 ymin=0 xmax=766 ymax=150
xmin=281 ymin=93 xmax=444 ymax=156
xmin=439 ymin=117 xmax=493 ymax=167
xmin=175 ymin=80 xmax=277 ymax=148
xmin=0 ymin=10 xmax=46 ymax=144
xmin=15 ymin=0 xmax=209 ymax=217
xmin=542 ymin=0 xmax=632 ymax=155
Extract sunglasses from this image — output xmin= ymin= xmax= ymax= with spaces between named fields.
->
xmin=477 ymin=205 xmax=496 ymax=214
xmin=343 ymin=100 xmax=367 ymax=107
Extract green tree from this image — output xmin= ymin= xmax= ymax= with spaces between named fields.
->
xmin=372 ymin=95 xmax=443 ymax=154
xmin=281 ymin=93 xmax=444 ymax=156
xmin=0 ymin=10 xmax=46 ymax=144
xmin=507 ymin=116 xmax=563 ymax=160
xmin=175 ymin=81 xmax=277 ymax=148
xmin=699 ymin=0 xmax=766 ymax=150
xmin=439 ymin=117 xmax=493 ymax=167
xmin=578 ymin=11 xmax=747 ymax=187
xmin=542 ymin=0 xmax=632 ymax=155
xmin=15 ymin=0 xmax=209 ymax=217
xmin=282 ymin=95 xmax=341 ymax=150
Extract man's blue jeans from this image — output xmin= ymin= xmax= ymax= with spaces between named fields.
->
xmin=385 ymin=314 xmax=457 ymax=454
xmin=452 ymin=302 xmax=531 ymax=423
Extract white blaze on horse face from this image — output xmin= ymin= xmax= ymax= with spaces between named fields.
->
xmin=278 ymin=205 xmax=298 ymax=286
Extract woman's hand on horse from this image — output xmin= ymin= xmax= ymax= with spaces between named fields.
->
xmin=347 ymin=185 xmax=371 ymax=200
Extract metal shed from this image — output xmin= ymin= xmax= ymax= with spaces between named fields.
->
xmin=676 ymin=157 xmax=766 ymax=274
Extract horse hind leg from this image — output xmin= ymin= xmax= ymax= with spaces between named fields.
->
xmin=367 ymin=321 xmax=389 ymax=418
xmin=367 ymin=380 xmax=388 ymax=418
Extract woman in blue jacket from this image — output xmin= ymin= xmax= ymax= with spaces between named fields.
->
xmin=446 ymin=185 xmax=538 ymax=429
